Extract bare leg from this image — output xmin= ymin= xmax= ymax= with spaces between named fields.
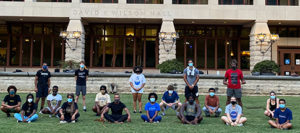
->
xmin=75 ymin=96 xmax=79 ymax=103
xmin=282 ymin=123 xmax=292 ymax=129
xmin=226 ymin=96 xmax=231 ymax=105
xmin=237 ymin=98 xmax=243 ymax=108
xmin=238 ymin=117 xmax=247 ymax=124
xmin=264 ymin=110 xmax=270 ymax=117
xmin=221 ymin=116 xmax=230 ymax=124
xmin=137 ymin=93 xmax=143 ymax=112
xmin=82 ymin=95 xmax=86 ymax=108
xmin=159 ymin=102 xmax=165 ymax=112
xmin=195 ymin=96 xmax=199 ymax=104
xmin=268 ymin=120 xmax=278 ymax=128
xmin=41 ymin=97 xmax=46 ymax=109
xmin=41 ymin=108 xmax=51 ymax=114
xmin=132 ymin=93 xmax=137 ymax=111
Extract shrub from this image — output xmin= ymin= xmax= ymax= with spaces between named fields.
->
xmin=157 ymin=59 xmax=184 ymax=73
xmin=252 ymin=60 xmax=280 ymax=74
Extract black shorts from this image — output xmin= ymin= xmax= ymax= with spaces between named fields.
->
xmin=36 ymin=85 xmax=49 ymax=98
xmin=185 ymin=86 xmax=199 ymax=98
xmin=185 ymin=115 xmax=195 ymax=122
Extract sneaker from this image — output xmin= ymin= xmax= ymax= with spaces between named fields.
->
xmin=83 ymin=109 xmax=87 ymax=112
xmin=226 ymin=123 xmax=229 ymax=126
xmin=133 ymin=110 xmax=137 ymax=113
xmin=205 ymin=115 xmax=211 ymax=117
xmin=154 ymin=121 xmax=159 ymax=123
xmin=17 ymin=120 xmax=21 ymax=123
xmin=60 ymin=121 xmax=67 ymax=124
xmin=49 ymin=115 xmax=52 ymax=118
xmin=161 ymin=112 xmax=165 ymax=116
xmin=96 ymin=114 xmax=100 ymax=116
xmin=139 ymin=111 xmax=142 ymax=113
xmin=56 ymin=115 xmax=59 ymax=118
xmin=28 ymin=121 xmax=31 ymax=123
xmin=39 ymin=111 xmax=43 ymax=114
xmin=144 ymin=121 xmax=148 ymax=123
xmin=6 ymin=113 xmax=11 ymax=117
xmin=237 ymin=123 xmax=243 ymax=127
xmin=71 ymin=120 xmax=76 ymax=123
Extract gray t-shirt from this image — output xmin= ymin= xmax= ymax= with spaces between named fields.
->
xmin=225 ymin=104 xmax=242 ymax=120
xmin=183 ymin=68 xmax=199 ymax=86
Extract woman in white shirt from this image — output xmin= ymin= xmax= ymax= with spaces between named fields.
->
xmin=92 ymin=85 xmax=111 ymax=116
xmin=129 ymin=66 xmax=146 ymax=113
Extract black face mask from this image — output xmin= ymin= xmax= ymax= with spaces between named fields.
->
xmin=232 ymin=66 xmax=237 ymax=70
xmin=231 ymin=101 xmax=237 ymax=105
xmin=114 ymin=99 xmax=120 ymax=103
xmin=189 ymin=100 xmax=194 ymax=104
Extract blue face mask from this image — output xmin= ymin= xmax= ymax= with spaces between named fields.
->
xmin=279 ymin=104 xmax=285 ymax=109
xmin=209 ymin=92 xmax=215 ymax=97
xmin=67 ymin=98 xmax=73 ymax=103
xmin=150 ymin=98 xmax=155 ymax=102
xmin=42 ymin=65 xmax=48 ymax=70
xmin=168 ymin=90 xmax=173 ymax=94
xmin=188 ymin=63 xmax=193 ymax=67
xmin=270 ymin=96 xmax=276 ymax=99
xmin=80 ymin=64 xmax=85 ymax=68
xmin=9 ymin=91 xmax=15 ymax=95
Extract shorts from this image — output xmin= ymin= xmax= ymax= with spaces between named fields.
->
xmin=185 ymin=86 xmax=199 ymax=98
xmin=7 ymin=108 xmax=16 ymax=113
xmin=46 ymin=107 xmax=61 ymax=113
xmin=36 ymin=86 xmax=49 ymax=98
xmin=76 ymin=85 xmax=87 ymax=96
xmin=227 ymin=88 xmax=242 ymax=98
xmin=185 ymin=115 xmax=195 ymax=122
xmin=131 ymin=88 xmax=144 ymax=94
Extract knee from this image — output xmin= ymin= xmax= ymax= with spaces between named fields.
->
xmin=159 ymin=102 xmax=163 ymax=106
xmin=221 ymin=116 xmax=226 ymax=120
xmin=178 ymin=103 xmax=182 ymax=107
xmin=202 ymin=107 xmax=207 ymax=111
xmin=243 ymin=117 xmax=247 ymax=122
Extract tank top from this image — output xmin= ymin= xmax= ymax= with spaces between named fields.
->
xmin=185 ymin=102 xmax=196 ymax=116
xmin=269 ymin=98 xmax=277 ymax=111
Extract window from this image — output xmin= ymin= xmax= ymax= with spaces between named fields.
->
xmin=172 ymin=0 xmax=208 ymax=4
xmin=266 ymin=0 xmax=298 ymax=5
xmin=219 ymin=0 xmax=253 ymax=5
xmin=82 ymin=0 xmax=117 ymax=3
xmin=0 ymin=0 xmax=24 ymax=1
xmin=36 ymin=0 xmax=71 ymax=2
xmin=127 ymin=0 xmax=163 ymax=4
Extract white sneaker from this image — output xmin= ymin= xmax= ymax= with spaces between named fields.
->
xmin=154 ymin=121 xmax=159 ymax=123
xmin=237 ymin=123 xmax=243 ymax=127
xmin=27 ymin=121 xmax=31 ymax=123
xmin=161 ymin=112 xmax=165 ymax=116
xmin=226 ymin=123 xmax=229 ymax=126
xmin=49 ymin=115 xmax=52 ymax=118
xmin=56 ymin=115 xmax=59 ymax=118
xmin=71 ymin=120 xmax=76 ymax=123
xmin=144 ymin=121 xmax=148 ymax=123
xmin=39 ymin=111 xmax=43 ymax=114
xmin=60 ymin=121 xmax=67 ymax=124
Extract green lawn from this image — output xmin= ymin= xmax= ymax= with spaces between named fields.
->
xmin=0 ymin=93 xmax=299 ymax=133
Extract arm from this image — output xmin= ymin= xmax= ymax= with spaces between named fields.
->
xmin=1 ymin=101 xmax=8 ymax=107
xmin=47 ymin=78 xmax=51 ymax=92
xmin=53 ymin=101 xmax=61 ymax=112
xmin=266 ymin=99 xmax=271 ymax=112
xmin=137 ymin=83 xmax=145 ymax=91
xmin=129 ymin=82 xmax=137 ymax=91
xmin=226 ymin=113 xmax=232 ymax=123
xmin=183 ymin=74 xmax=191 ymax=87
xmin=223 ymin=77 xmax=228 ymax=85
xmin=235 ymin=114 xmax=242 ymax=124
xmin=195 ymin=104 xmax=201 ymax=118
xmin=75 ymin=76 xmax=77 ymax=82
xmin=34 ymin=76 xmax=38 ymax=92
xmin=192 ymin=74 xmax=200 ymax=87
xmin=20 ymin=110 xmax=25 ymax=121
xmin=276 ymin=99 xmax=279 ymax=109
xmin=213 ymin=98 xmax=220 ymax=112
xmin=86 ymin=76 xmax=88 ymax=81
xmin=27 ymin=109 xmax=37 ymax=119
xmin=124 ymin=108 xmax=131 ymax=121
xmin=241 ymin=78 xmax=246 ymax=84
xmin=47 ymin=100 xmax=52 ymax=111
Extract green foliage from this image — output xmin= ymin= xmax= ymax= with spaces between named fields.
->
xmin=252 ymin=60 xmax=280 ymax=73
xmin=58 ymin=60 xmax=80 ymax=70
xmin=157 ymin=59 xmax=184 ymax=73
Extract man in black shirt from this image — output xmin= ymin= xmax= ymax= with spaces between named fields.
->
xmin=75 ymin=61 xmax=89 ymax=112
xmin=100 ymin=94 xmax=131 ymax=123
xmin=35 ymin=63 xmax=51 ymax=111
xmin=1 ymin=85 xmax=21 ymax=117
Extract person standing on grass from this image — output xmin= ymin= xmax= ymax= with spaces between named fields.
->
xmin=160 ymin=85 xmax=182 ymax=116
xmin=221 ymin=97 xmax=247 ymax=126
xmin=202 ymin=88 xmax=222 ymax=117
xmin=141 ymin=93 xmax=162 ymax=123
xmin=177 ymin=94 xmax=203 ymax=125
xmin=129 ymin=66 xmax=146 ymax=113
xmin=92 ymin=85 xmax=111 ymax=116
xmin=1 ymin=85 xmax=21 ymax=117
xmin=264 ymin=91 xmax=279 ymax=118
xmin=75 ymin=61 xmax=89 ymax=112
xmin=35 ymin=62 xmax=51 ymax=112
xmin=223 ymin=59 xmax=246 ymax=107
xmin=268 ymin=99 xmax=292 ymax=130
xmin=59 ymin=93 xmax=80 ymax=123
xmin=40 ymin=86 xmax=62 ymax=118
xmin=14 ymin=94 xmax=38 ymax=123
xmin=183 ymin=59 xmax=200 ymax=104
xmin=100 ymin=93 xmax=131 ymax=123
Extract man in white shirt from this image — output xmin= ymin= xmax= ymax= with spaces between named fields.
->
xmin=41 ymin=86 xmax=62 ymax=117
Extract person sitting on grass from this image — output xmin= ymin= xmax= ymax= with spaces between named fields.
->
xmin=160 ymin=85 xmax=181 ymax=116
xmin=202 ymin=88 xmax=222 ymax=117
xmin=59 ymin=93 xmax=80 ymax=123
xmin=41 ymin=86 xmax=62 ymax=118
xmin=14 ymin=94 xmax=38 ymax=123
xmin=93 ymin=85 xmax=111 ymax=116
xmin=141 ymin=93 xmax=162 ymax=123
xmin=264 ymin=91 xmax=279 ymax=118
xmin=1 ymin=85 xmax=21 ymax=117
xmin=100 ymin=93 xmax=131 ymax=123
xmin=221 ymin=97 xmax=247 ymax=126
xmin=177 ymin=94 xmax=203 ymax=124
xmin=268 ymin=99 xmax=292 ymax=130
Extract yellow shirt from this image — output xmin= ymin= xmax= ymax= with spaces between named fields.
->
xmin=95 ymin=93 xmax=111 ymax=107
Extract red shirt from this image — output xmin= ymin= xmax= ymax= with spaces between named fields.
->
xmin=205 ymin=95 xmax=219 ymax=107
xmin=225 ymin=69 xmax=243 ymax=89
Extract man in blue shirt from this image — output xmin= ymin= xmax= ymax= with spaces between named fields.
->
xmin=268 ymin=99 xmax=292 ymax=130
xmin=159 ymin=85 xmax=182 ymax=116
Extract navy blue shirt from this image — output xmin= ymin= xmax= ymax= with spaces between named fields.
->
xmin=75 ymin=69 xmax=89 ymax=86
xmin=162 ymin=91 xmax=179 ymax=103
xmin=274 ymin=108 xmax=293 ymax=124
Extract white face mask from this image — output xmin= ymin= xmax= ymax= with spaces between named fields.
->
xmin=28 ymin=98 xmax=33 ymax=103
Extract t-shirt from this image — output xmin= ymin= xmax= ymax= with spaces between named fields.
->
xmin=183 ymin=67 xmax=200 ymax=86
xmin=162 ymin=91 xmax=179 ymax=103
xmin=22 ymin=103 xmax=37 ymax=116
xmin=145 ymin=102 xmax=160 ymax=118
xmin=129 ymin=73 xmax=146 ymax=89
xmin=36 ymin=69 xmax=51 ymax=87
xmin=75 ymin=69 xmax=89 ymax=86
xmin=205 ymin=95 xmax=219 ymax=107
xmin=225 ymin=104 xmax=242 ymax=120
xmin=46 ymin=94 xmax=62 ymax=107
xmin=108 ymin=102 xmax=126 ymax=115
xmin=95 ymin=93 xmax=111 ymax=107
xmin=61 ymin=102 xmax=79 ymax=116
xmin=3 ymin=95 xmax=21 ymax=106
xmin=224 ymin=69 xmax=243 ymax=89
xmin=274 ymin=108 xmax=293 ymax=124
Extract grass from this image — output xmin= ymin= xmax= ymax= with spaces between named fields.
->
xmin=0 ymin=93 xmax=299 ymax=133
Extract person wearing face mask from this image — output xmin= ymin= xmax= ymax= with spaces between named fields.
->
xmin=41 ymin=86 xmax=62 ymax=118
xmin=58 ymin=93 xmax=80 ymax=123
xmin=202 ymin=88 xmax=222 ymax=117
xmin=264 ymin=91 xmax=279 ymax=118
xmin=35 ymin=62 xmax=51 ymax=112
xmin=268 ymin=99 xmax=292 ymax=130
xmin=14 ymin=94 xmax=38 ymax=123
xmin=183 ymin=59 xmax=200 ymax=104
xmin=141 ymin=93 xmax=162 ymax=123
xmin=223 ymin=59 xmax=246 ymax=107
xmin=221 ymin=97 xmax=247 ymax=126
xmin=75 ymin=61 xmax=89 ymax=112
xmin=93 ymin=85 xmax=111 ymax=116
xmin=177 ymin=94 xmax=202 ymax=125
xmin=129 ymin=66 xmax=146 ymax=113
xmin=160 ymin=85 xmax=181 ymax=116
xmin=100 ymin=94 xmax=131 ymax=123
xmin=1 ymin=85 xmax=21 ymax=117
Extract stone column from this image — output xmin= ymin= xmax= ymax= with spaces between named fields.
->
xmin=64 ymin=18 xmax=85 ymax=62
xmin=249 ymin=20 xmax=270 ymax=71
xmin=159 ymin=18 xmax=176 ymax=64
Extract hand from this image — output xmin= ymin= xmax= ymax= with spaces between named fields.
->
xmin=60 ymin=115 xmax=65 ymax=121
xmin=100 ymin=116 xmax=104 ymax=122
xmin=189 ymin=85 xmax=194 ymax=89
xmin=208 ymin=109 xmax=213 ymax=114
xmin=223 ymin=82 xmax=228 ymax=85
xmin=34 ymin=87 xmax=38 ymax=93
xmin=167 ymin=103 xmax=172 ymax=107
xmin=7 ymin=106 xmax=13 ymax=109
xmin=270 ymin=112 xmax=274 ymax=117
xmin=51 ymin=109 xmax=56 ymax=115
xmin=71 ymin=115 xmax=76 ymax=120
xmin=181 ymin=118 xmax=185 ymax=123
xmin=24 ymin=118 xmax=29 ymax=122
xmin=242 ymin=81 xmax=246 ymax=84
xmin=149 ymin=119 xmax=153 ymax=123
xmin=192 ymin=118 xmax=198 ymax=124
xmin=231 ymin=122 xmax=235 ymax=126
xmin=127 ymin=117 xmax=131 ymax=122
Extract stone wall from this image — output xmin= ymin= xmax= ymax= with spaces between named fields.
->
xmin=0 ymin=72 xmax=299 ymax=96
